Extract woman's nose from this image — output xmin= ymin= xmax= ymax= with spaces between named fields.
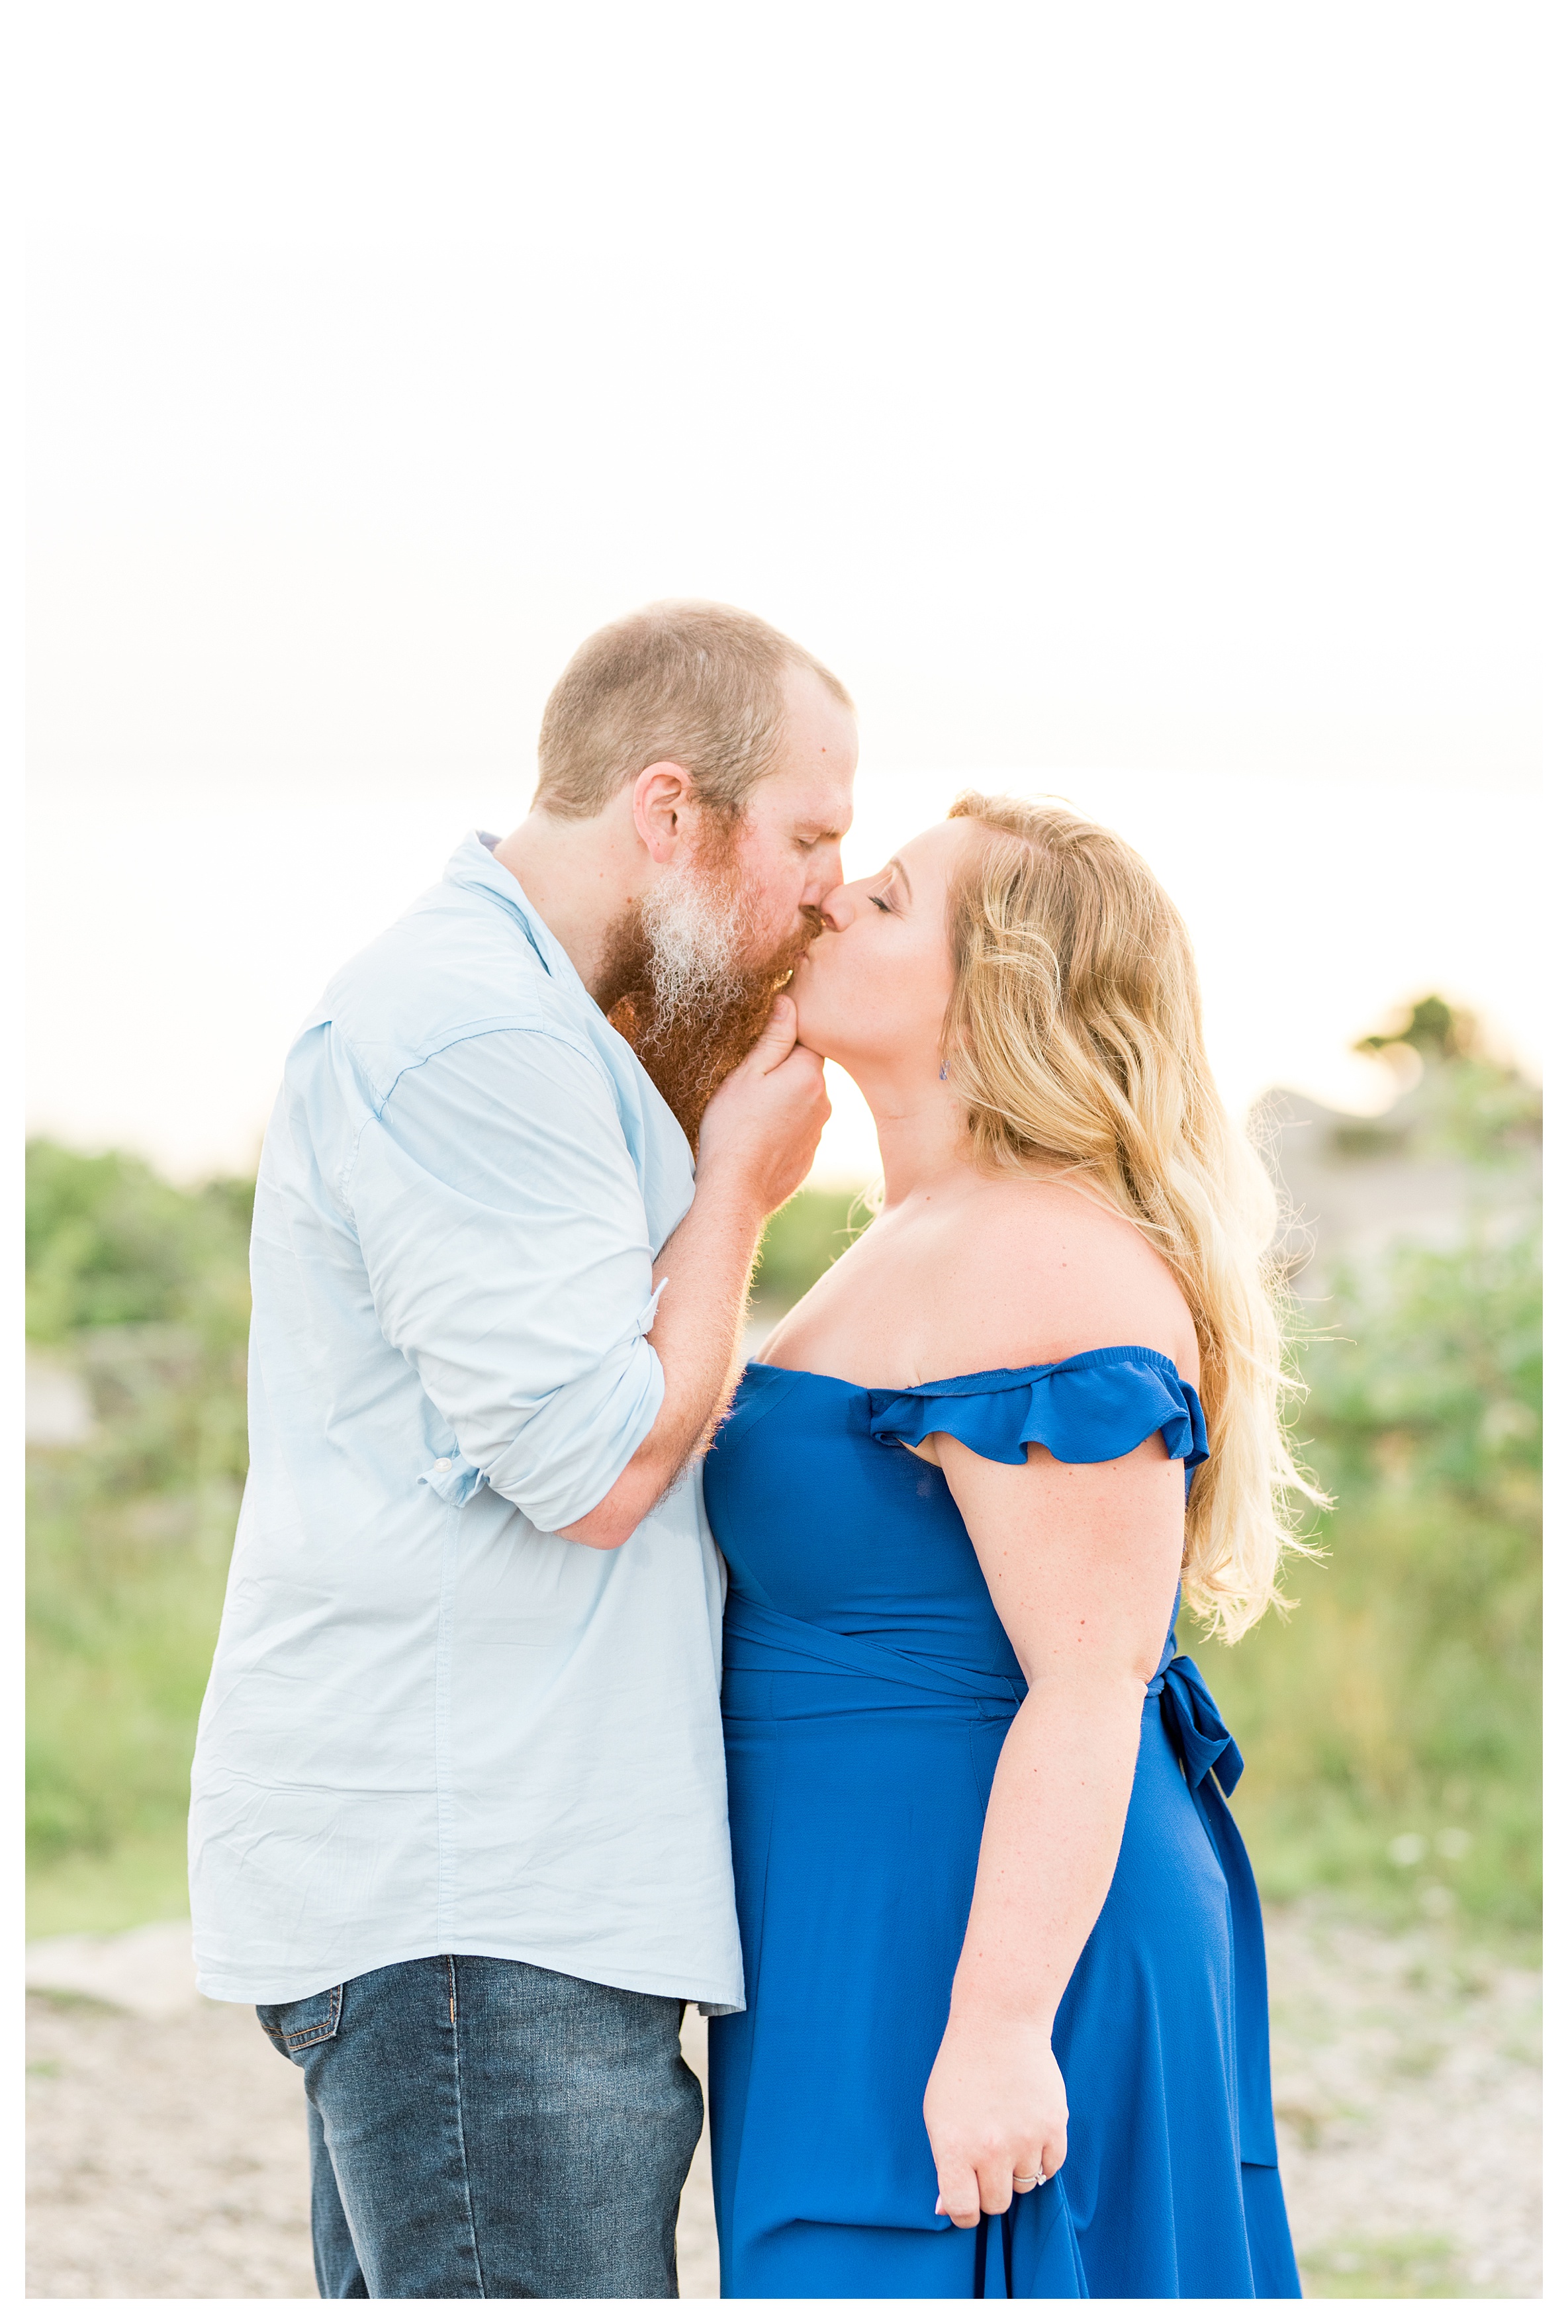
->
xmin=816 ymin=881 xmax=855 ymax=932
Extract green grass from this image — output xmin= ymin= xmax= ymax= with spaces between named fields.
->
xmin=751 ymin=1180 xmax=875 ymax=1307
xmin=754 ymin=1166 xmax=1542 ymax=1935
xmin=28 ymin=1444 xmax=242 ymax=1860
xmin=1189 ymin=1224 xmax=1542 ymax=1932
xmin=26 ymin=1140 xmax=251 ymax=1933
xmin=28 ymin=1826 xmax=193 ymax=1940
xmin=25 ymin=1088 xmax=1541 ymax=1942
xmin=1299 ymin=2233 xmax=1471 ymax=2299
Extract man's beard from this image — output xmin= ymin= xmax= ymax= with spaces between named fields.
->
xmin=594 ymin=847 xmax=821 ymax=1149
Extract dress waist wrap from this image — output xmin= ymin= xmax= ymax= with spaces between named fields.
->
xmin=723 ymin=1595 xmax=1027 ymax=1710
xmin=722 ymin=1594 xmax=1278 ymax=2169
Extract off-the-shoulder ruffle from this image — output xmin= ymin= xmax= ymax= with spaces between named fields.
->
xmin=865 ymin=1345 xmax=1209 ymax=1471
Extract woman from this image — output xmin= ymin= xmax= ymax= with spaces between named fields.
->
xmin=703 ymin=794 xmax=1313 ymax=2299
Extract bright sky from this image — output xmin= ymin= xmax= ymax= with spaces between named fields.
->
xmin=24 ymin=4 xmax=1542 ymax=1185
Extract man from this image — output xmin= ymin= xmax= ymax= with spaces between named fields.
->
xmin=189 ymin=602 xmax=858 ymax=2298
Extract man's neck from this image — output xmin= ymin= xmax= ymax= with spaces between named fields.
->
xmin=492 ymin=812 xmax=646 ymax=1000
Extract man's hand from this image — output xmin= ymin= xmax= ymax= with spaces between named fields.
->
xmin=696 ymin=994 xmax=829 ymax=1213
xmin=557 ymin=994 xmax=829 ymax=1551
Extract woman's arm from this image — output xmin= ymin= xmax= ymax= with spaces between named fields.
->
xmin=921 ymin=1428 xmax=1185 ymax=2229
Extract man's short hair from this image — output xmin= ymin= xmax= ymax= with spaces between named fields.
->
xmin=533 ymin=600 xmax=854 ymax=821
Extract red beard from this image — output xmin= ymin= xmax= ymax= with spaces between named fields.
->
xmin=594 ymin=879 xmax=822 ymax=1150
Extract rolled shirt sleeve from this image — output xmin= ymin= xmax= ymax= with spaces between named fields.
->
xmin=349 ymin=1027 xmax=667 ymax=1535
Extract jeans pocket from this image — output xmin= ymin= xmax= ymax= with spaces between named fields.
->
xmin=256 ymin=1984 xmax=343 ymax=2059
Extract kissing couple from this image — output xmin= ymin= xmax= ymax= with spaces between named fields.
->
xmin=189 ymin=602 xmax=1305 ymax=2300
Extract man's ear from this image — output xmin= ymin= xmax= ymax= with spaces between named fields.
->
xmin=629 ymin=762 xmax=698 ymax=863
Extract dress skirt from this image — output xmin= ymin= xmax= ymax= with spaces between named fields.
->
xmin=707 ymin=1599 xmax=1300 ymax=2300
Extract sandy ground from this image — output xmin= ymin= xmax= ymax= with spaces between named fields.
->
xmin=26 ymin=1902 xmax=1538 ymax=2301
xmin=1264 ymin=1906 xmax=1542 ymax=2299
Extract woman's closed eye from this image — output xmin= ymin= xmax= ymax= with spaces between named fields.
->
xmin=868 ymin=859 xmax=909 ymax=915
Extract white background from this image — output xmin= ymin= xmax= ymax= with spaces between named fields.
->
xmin=23 ymin=3 xmax=1544 ymax=1184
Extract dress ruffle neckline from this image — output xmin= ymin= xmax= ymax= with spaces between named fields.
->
xmin=746 ymin=1346 xmax=1209 ymax=1473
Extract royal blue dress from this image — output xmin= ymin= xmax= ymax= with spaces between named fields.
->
xmin=702 ymin=1348 xmax=1300 ymax=2300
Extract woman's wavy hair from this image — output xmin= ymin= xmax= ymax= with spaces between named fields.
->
xmin=943 ymin=792 xmax=1320 ymax=1639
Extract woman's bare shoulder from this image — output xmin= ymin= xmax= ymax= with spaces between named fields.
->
xmin=915 ymin=1174 xmax=1201 ymax=1384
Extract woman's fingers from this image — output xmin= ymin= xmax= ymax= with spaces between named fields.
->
xmin=937 ymin=2148 xmax=1038 ymax=2225
xmin=923 ymin=2020 xmax=1070 ymax=2229
xmin=1012 ymin=2135 xmax=1062 ymax=2190
xmin=976 ymin=2149 xmax=1021 ymax=2215
xmin=936 ymin=2138 xmax=1070 ymax=2231
xmin=934 ymin=2163 xmax=982 ymax=2230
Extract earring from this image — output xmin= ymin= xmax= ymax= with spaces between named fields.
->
xmin=939 ymin=1061 xmax=948 ymax=1081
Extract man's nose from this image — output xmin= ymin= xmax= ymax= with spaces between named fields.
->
xmin=802 ymin=843 xmax=846 ymax=911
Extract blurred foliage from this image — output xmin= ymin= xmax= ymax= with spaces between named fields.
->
xmin=26 ymin=1142 xmax=252 ymax=1914
xmin=1202 ymin=1015 xmax=1542 ymax=1931
xmin=1354 ymin=991 xmax=1478 ymax=1063
xmin=26 ymin=1140 xmax=254 ymax=1345
xmin=26 ymin=1025 xmax=1542 ymax=1936
xmin=1350 ymin=993 xmax=1543 ymax=1169
xmin=751 ymin=1182 xmax=875 ymax=1308
xmin=753 ymin=1043 xmax=1542 ymax=1934
xmin=1188 ymin=1220 xmax=1542 ymax=1931
xmin=1297 ymin=2233 xmax=1470 ymax=2301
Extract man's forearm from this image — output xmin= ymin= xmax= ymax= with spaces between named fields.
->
xmin=557 ymin=1166 xmax=763 ymax=1549
xmin=557 ymin=992 xmax=828 ymax=1549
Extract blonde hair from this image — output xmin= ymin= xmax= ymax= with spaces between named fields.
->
xmin=533 ymin=600 xmax=853 ymax=821
xmin=944 ymin=792 xmax=1320 ymax=1640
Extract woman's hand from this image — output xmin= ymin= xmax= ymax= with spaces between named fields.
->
xmin=923 ymin=2012 xmax=1068 ymax=2229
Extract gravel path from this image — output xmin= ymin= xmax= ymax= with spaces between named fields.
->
xmin=26 ymin=1904 xmax=1538 ymax=2300
xmin=1266 ymin=1904 xmax=1542 ymax=2298
xmin=24 ymin=1936 xmax=719 ymax=2302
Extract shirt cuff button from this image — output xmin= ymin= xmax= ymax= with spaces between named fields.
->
xmin=434 ymin=1458 xmax=452 ymax=1471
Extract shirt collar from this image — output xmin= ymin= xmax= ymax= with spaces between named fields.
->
xmin=440 ymin=831 xmax=590 ymax=999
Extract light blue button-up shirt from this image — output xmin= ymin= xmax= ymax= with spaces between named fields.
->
xmin=189 ymin=835 xmax=742 ymax=2009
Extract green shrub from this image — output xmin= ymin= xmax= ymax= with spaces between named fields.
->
xmin=26 ymin=1103 xmax=1540 ymax=1937
xmin=752 ymin=1182 xmax=874 ymax=1309
xmin=26 ymin=1139 xmax=252 ymax=1346
xmin=26 ymin=1144 xmax=251 ymax=1896
xmin=752 ymin=1171 xmax=1541 ymax=1929
xmin=1188 ymin=1223 xmax=1542 ymax=1929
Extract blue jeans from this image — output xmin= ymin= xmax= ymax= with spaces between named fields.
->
xmin=257 ymin=1954 xmax=704 ymax=2298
